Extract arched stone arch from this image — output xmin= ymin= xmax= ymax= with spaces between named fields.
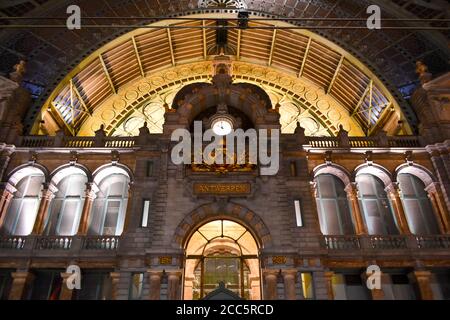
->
xmin=394 ymin=164 xmax=437 ymax=187
xmin=49 ymin=163 xmax=93 ymax=185
xmin=353 ymin=163 xmax=393 ymax=187
xmin=173 ymin=74 xmax=278 ymax=130
xmin=6 ymin=163 xmax=50 ymax=185
xmin=173 ymin=202 xmax=272 ymax=249
xmin=312 ymin=163 xmax=352 ymax=187
xmin=92 ymin=163 xmax=134 ymax=185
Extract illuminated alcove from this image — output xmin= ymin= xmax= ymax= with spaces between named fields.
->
xmin=184 ymin=219 xmax=260 ymax=300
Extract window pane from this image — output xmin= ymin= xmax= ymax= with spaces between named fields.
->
xmin=65 ymin=174 xmax=87 ymax=197
xmin=15 ymin=199 xmax=40 ymax=235
xmin=399 ymin=173 xmax=439 ymax=235
xmin=317 ymin=175 xmax=334 ymax=198
xmin=25 ymin=175 xmax=44 ymax=197
xmin=103 ymin=201 xmax=120 ymax=235
xmin=315 ymin=174 xmax=354 ymax=235
xmin=57 ymin=200 xmax=81 ymax=235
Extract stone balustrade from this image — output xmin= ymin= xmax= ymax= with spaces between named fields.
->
xmin=0 ymin=235 xmax=120 ymax=254
xmin=322 ymin=234 xmax=450 ymax=251
xmin=16 ymin=133 xmax=422 ymax=149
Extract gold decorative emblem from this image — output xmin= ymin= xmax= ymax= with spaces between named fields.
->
xmin=272 ymin=256 xmax=287 ymax=265
xmin=159 ymin=256 xmax=173 ymax=265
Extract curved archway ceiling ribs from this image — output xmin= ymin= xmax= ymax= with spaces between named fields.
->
xmin=0 ymin=1 xmax=447 ymax=135
xmin=41 ymin=17 xmax=402 ymax=137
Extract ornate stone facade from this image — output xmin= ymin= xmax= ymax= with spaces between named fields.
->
xmin=0 ymin=63 xmax=449 ymax=300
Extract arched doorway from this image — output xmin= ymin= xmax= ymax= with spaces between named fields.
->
xmin=183 ymin=219 xmax=261 ymax=300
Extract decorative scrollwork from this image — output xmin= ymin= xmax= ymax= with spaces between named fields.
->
xmin=198 ymin=0 xmax=247 ymax=9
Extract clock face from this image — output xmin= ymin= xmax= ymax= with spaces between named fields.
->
xmin=212 ymin=118 xmax=233 ymax=136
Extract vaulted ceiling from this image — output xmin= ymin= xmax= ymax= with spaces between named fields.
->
xmin=0 ymin=0 xmax=448 ymax=136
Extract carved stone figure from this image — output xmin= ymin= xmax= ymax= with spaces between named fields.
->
xmin=415 ymin=61 xmax=432 ymax=85
xmin=9 ymin=60 xmax=26 ymax=84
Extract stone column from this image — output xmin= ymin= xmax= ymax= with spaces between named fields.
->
xmin=263 ymin=270 xmax=279 ymax=300
xmin=0 ymin=183 xmax=15 ymax=229
xmin=77 ymin=183 xmax=98 ymax=235
xmin=9 ymin=271 xmax=34 ymax=300
xmin=0 ymin=147 xmax=14 ymax=182
xmin=148 ymin=270 xmax=163 ymax=300
xmin=122 ymin=182 xmax=134 ymax=233
xmin=323 ymin=271 xmax=335 ymax=300
xmin=32 ymin=183 xmax=57 ymax=234
xmin=282 ymin=270 xmax=297 ymax=300
xmin=413 ymin=270 xmax=434 ymax=300
xmin=110 ymin=272 xmax=121 ymax=300
xmin=345 ymin=183 xmax=367 ymax=235
xmin=427 ymin=146 xmax=450 ymax=213
xmin=59 ymin=272 xmax=74 ymax=300
xmin=426 ymin=182 xmax=450 ymax=233
xmin=167 ymin=270 xmax=182 ymax=300
xmin=385 ymin=183 xmax=411 ymax=234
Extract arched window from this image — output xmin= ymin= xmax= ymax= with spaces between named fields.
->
xmin=2 ymin=170 xmax=45 ymax=235
xmin=315 ymin=174 xmax=354 ymax=235
xmin=89 ymin=173 xmax=129 ymax=236
xmin=356 ymin=174 xmax=398 ymax=235
xmin=44 ymin=172 xmax=88 ymax=236
xmin=398 ymin=173 xmax=439 ymax=234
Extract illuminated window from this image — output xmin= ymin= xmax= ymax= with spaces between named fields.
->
xmin=89 ymin=173 xmax=129 ymax=236
xmin=356 ymin=174 xmax=398 ymax=235
xmin=294 ymin=200 xmax=303 ymax=227
xmin=44 ymin=173 xmax=87 ymax=236
xmin=141 ymin=200 xmax=150 ymax=227
xmin=315 ymin=174 xmax=354 ymax=235
xmin=398 ymin=173 xmax=439 ymax=234
xmin=2 ymin=174 xmax=44 ymax=235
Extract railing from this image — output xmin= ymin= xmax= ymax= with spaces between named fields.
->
xmin=415 ymin=235 xmax=450 ymax=249
xmin=64 ymin=137 xmax=94 ymax=148
xmin=35 ymin=236 xmax=72 ymax=250
xmin=349 ymin=137 xmax=377 ymax=148
xmin=308 ymin=137 xmax=339 ymax=148
xmin=82 ymin=236 xmax=119 ymax=250
xmin=306 ymin=135 xmax=421 ymax=149
xmin=18 ymin=133 xmax=422 ymax=149
xmin=0 ymin=236 xmax=26 ymax=249
xmin=104 ymin=137 xmax=135 ymax=148
xmin=388 ymin=136 xmax=421 ymax=148
xmin=323 ymin=235 xmax=360 ymax=250
xmin=20 ymin=136 xmax=54 ymax=148
xmin=366 ymin=235 xmax=408 ymax=250
xmin=322 ymin=234 xmax=450 ymax=251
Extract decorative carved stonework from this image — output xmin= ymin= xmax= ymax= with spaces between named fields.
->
xmin=272 ymin=256 xmax=287 ymax=265
xmin=198 ymin=0 xmax=247 ymax=9
xmin=159 ymin=256 xmax=173 ymax=265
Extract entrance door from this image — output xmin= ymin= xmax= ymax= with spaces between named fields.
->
xmin=184 ymin=220 xmax=261 ymax=300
